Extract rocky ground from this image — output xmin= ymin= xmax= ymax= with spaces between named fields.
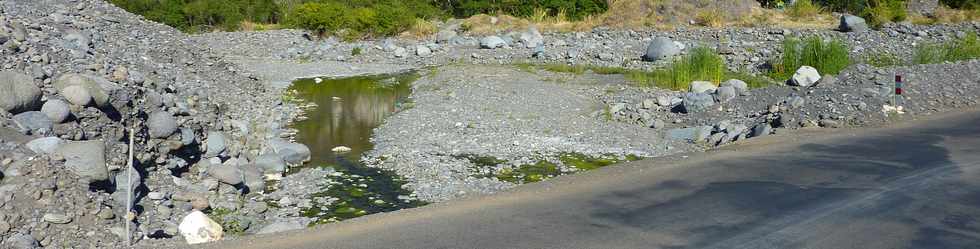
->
xmin=1 ymin=0 xmax=980 ymax=248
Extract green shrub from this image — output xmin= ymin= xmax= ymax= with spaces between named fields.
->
xmin=787 ymin=0 xmax=824 ymax=20
xmin=942 ymin=0 xmax=980 ymax=9
xmin=435 ymin=0 xmax=608 ymax=20
xmin=913 ymin=32 xmax=980 ymax=64
xmin=863 ymin=51 xmax=904 ymax=67
xmin=628 ymin=47 xmax=727 ymax=90
xmin=770 ymin=36 xmax=851 ymax=81
xmin=110 ymin=0 xmax=280 ymax=32
xmin=863 ymin=0 xmax=907 ymax=28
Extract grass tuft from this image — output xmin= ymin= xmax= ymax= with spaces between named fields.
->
xmin=913 ymin=32 xmax=980 ymax=64
xmin=628 ymin=47 xmax=725 ymax=90
xmin=769 ymin=36 xmax=850 ymax=81
xmin=787 ymin=0 xmax=823 ymax=20
xmin=863 ymin=51 xmax=904 ymax=67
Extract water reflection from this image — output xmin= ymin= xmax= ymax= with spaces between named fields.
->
xmin=290 ymin=75 xmax=415 ymax=165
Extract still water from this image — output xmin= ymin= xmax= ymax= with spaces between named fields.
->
xmin=287 ymin=73 xmax=423 ymax=223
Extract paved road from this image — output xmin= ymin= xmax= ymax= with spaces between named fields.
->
xmin=205 ymin=110 xmax=980 ymax=249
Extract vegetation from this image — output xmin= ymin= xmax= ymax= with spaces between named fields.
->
xmin=942 ymin=0 xmax=980 ymax=9
xmin=863 ymin=0 xmax=908 ymax=28
xmin=787 ymin=0 xmax=824 ymax=20
xmin=110 ymin=0 xmax=281 ymax=32
xmin=913 ymin=32 xmax=980 ymax=64
xmin=769 ymin=36 xmax=850 ymax=81
xmin=863 ymin=51 xmax=904 ymax=67
xmin=433 ymin=0 xmax=608 ymax=21
xmin=628 ymin=47 xmax=726 ymax=90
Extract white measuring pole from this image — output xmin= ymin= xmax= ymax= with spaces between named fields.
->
xmin=126 ymin=127 xmax=135 ymax=246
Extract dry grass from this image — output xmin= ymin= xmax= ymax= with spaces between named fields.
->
xmin=239 ymin=21 xmax=282 ymax=31
xmin=911 ymin=6 xmax=980 ymax=25
xmin=736 ymin=7 xmax=836 ymax=29
xmin=786 ymin=0 xmax=824 ymax=21
xmin=402 ymin=18 xmax=438 ymax=39
xmin=461 ymin=13 xmax=601 ymax=35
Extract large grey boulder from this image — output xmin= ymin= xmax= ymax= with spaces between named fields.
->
xmin=26 ymin=137 xmax=63 ymax=154
xmin=242 ymin=165 xmax=265 ymax=193
xmin=519 ymin=26 xmax=544 ymax=48
xmin=3 ymin=233 xmax=38 ymax=249
xmin=681 ymin=93 xmax=715 ymax=113
xmin=480 ymin=36 xmax=506 ymax=49
xmin=41 ymin=100 xmax=71 ymax=123
xmin=435 ymin=29 xmax=457 ymax=44
xmin=715 ymin=86 xmax=737 ymax=103
xmin=147 ymin=112 xmax=178 ymax=138
xmin=268 ymin=139 xmax=311 ymax=166
xmin=204 ymin=132 xmax=227 ymax=158
xmin=642 ymin=37 xmax=680 ymax=61
xmin=721 ymin=79 xmax=749 ymax=95
xmin=839 ymin=15 xmax=868 ymax=32
xmin=689 ymin=81 xmax=718 ymax=93
xmin=788 ymin=66 xmax=821 ymax=87
xmin=255 ymin=152 xmax=287 ymax=173
xmin=56 ymin=141 xmax=109 ymax=182
xmin=13 ymin=111 xmax=53 ymax=134
xmin=0 ymin=71 xmax=42 ymax=114
xmin=751 ymin=123 xmax=772 ymax=137
xmin=668 ymin=126 xmax=714 ymax=143
xmin=207 ymin=163 xmax=243 ymax=186
xmin=53 ymin=74 xmax=111 ymax=107
xmin=415 ymin=45 xmax=432 ymax=57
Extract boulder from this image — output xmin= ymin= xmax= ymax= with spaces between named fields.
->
xmin=480 ymin=36 xmax=506 ymax=49
xmin=204 ymin=132 xmax=227 ymax=158
xmin=415 ymin=45 xmax=432 ymax=57
xmin=41 ymin=100 xmax=71 ymax=123
xmin=112 ymin=169 xmax=142 ymax=207
xmin=180 ymin=128 xmax=196 ymax=145
xmin=26 ymin=137 xmax=63 ymax=154
xmin=680 ymin=93 xmax=715 ymax=113
xmin=751 ymin=123 xmax=772 ymax=137
xmin=642 ymin=37 xmax=680 ymax=61
xmin=715 ymin=86 xmax=737 ymax=103
xmin=721 ymin=79 xmax=749 ymax=95
xmin=147 ymin=112 xmax=178 ymax=138
xmin=242 ymin=166 xmax=265 ymax=193
xmin=42 ymin=213 xmax=72 ymax=224
xmin=519 ymin=26 xmax=544 ymax=48
xmin=178 ymin=211 xmax=224 ymax=244
xmin=3 ymin=233 xmax=38 ymax=249
xmin=207 ymin=164 xmax=243 ymax=186
xmin=269 ymin=139 xmax=311 ymax=166
xmin=0 ymin=71 xmax=42 ymax=114
xmin=13 ymin=111 xmax=53 ymax=134
xmin=689 ymin=81 xmax=718 ymax=93
xmin=668 ymin=126 xmax=714 ymax=143
xmin=255 ymin=152 xmax=287 ymax=174
xmin=788 ymin=66 xmax=821 ymax=87
xmin=435 ymin=29 xmax=457 ymax=43
xmin=53 ymin=74 xmax=112 ymax=107
xmin=393 ymin=46 xmax=408 ymax=58
xmin=56 ymin=140 xmax=109 ymax=182
xmin=839 ymin=15 xmax=868 ymax=32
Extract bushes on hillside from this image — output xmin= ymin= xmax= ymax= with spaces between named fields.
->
xmin=285 ymin=1 xmax=437 ymax=39
xmin=110 ymin=0 xmax=280 ymax=32
xmin=942 ymin=0 xmax=980 ymax=9
xmin=434 ymin=0 xmax=608 ymax=20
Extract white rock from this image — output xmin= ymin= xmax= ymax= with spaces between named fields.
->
xmin=331 ymin=146 xmax=352 ymax=153
xmin=26 ymin=137 xmax=62 ymax=154
xmin=178 ymin=210 xmax=223 ymax=245
xmin=789 ymin=66 xmax=821 ymax=87
xmin=689 ymin=81 xmax=718 ymax=93
xmin=313 ymin=78 xmax=323 ymax=84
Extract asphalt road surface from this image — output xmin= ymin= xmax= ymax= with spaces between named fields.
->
xmin=205 ymin=110 xmax=980 ymax=249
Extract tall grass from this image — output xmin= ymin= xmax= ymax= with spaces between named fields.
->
xmin=787 ymin=0 xmax=823 ymax=20
xmin=913 ymin=32 xmax=980 ymax=64
xmin=628 ymin=47 xmax=728 ymax=90
xmin=770 ymin=36 xmax=850 ymax=81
